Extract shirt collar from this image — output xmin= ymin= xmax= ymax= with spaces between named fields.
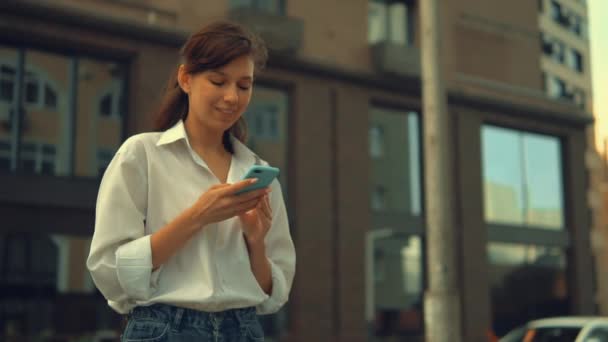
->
xmin=156 ymin=119 xmax=261 ymax=176
xmin=230 ymin=135 xmax=261 ymax=173
xmin=156 ymin=119 xmax=188 ymax=146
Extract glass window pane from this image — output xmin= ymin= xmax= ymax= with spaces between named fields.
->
xmin=75 ymin=59 xmax=125 ymax=177
xmin=0 ymin=233 xmax=121 ymax=340
xmin=388 ymin=2 xmax=407 ymax=45
xmin=243 ymin=85 xmax=289 ymax=337
xmin=368 ymin=1 xmax=388 ymax=44
xmin=370 ymin=107 xmax=421 ymax=216
xmin=21 ymin=50 xmax=71 ymax=176
xmin=24 ymin=79 xmax=38 ymax=104
xmin=522 ymin=133 xmax=564 ymax=229
xmin=488 ymin=242 xmax=569 ymax=337
xmin=482 ymin=125 xmax=565 ymax=229
xmin=244 ymin=86 xmax=288 ymax=194
xmin=229 ymin=0 xmax=284 ymax=14
xmin=371 ymin=233 xmax=423 ymax=339
xmin=44 ymin=84 xmax=57 ymax=109
xmin=0 ymin=46 xmax=18 ymax=172
xmin=482 ymin=126 xmax=525 ymax=225
xmin=408 ymin=114 xmax=421 ymax=215
xmin=369 ymin=124 xmax=385 ymax=158
xmin=257 ymin=0 xmax=283 ymax=14
xmin=0 ymin=79 xmax=13 ymax=101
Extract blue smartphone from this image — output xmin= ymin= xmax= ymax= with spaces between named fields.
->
xmin=235 ymin=165 xmax=280 ymax=195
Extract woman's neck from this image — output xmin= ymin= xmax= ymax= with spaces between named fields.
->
xmin=183 ymin=115 xmax=226 ymax=155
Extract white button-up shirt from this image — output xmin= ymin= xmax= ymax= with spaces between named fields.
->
xmin=87 ymin=120 xmax=296 ymax=315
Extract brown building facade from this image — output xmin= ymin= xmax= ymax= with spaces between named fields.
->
xmin=0 ymin=0 xmax=600 ymax=341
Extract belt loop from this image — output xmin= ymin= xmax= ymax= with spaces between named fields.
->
xmin=173 ymin=307 xmax=184 ymax=331
xmin=234 ymin=308 xmax=243 ymax=325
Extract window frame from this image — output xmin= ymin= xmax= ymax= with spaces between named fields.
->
xmin=229 ymin=0 xmax=287 ymax=15
xmin=366 ymin=102 xmax=426 ymax=338
xmin=368 ymin=0 xmax=416 ymax=46
xmin=0 ymin=43 xmax=129 ymax=178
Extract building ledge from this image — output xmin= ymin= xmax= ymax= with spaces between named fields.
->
xmin=370 ymin=41 xmax=421 ymax=78
xmin=228 ymin=8 xmax=304 ymax=55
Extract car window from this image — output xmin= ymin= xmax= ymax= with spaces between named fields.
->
xmin=584 ymin=327 xmax=608 ymax=342
xmin=500 ymin=327 xmax=526 ymax=342
xmin=526 ymin=327 xmax=582 ymax=342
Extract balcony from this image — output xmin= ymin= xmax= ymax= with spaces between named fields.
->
xmin=228 ymin=7 xmax=303 ymax=55
xmin=370 ymin=41 xmax=421 ymax=78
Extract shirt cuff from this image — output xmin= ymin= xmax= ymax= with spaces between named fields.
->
xmin=256 ymin=260 xmax=288 ymax=315
xmin=115 ymin=235 xmax=162 ymax=301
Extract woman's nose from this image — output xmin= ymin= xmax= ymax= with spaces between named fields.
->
xmin=223 ymin=85 xmax=238 ymax=104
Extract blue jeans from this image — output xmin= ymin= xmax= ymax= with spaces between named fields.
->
xmin=121 ymin=304 xmax=265 ymax=342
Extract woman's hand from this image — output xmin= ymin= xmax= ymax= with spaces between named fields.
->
xmin=192 ymin=179 xmax=269 ymax=227
xmin=239 ymin=193 xmax=272 ymax=246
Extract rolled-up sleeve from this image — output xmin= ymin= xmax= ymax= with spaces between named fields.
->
xmin=86 ymin=140 xmax=159 ymax=312
xmin=256 ymin=179 xmax=296 ymax=315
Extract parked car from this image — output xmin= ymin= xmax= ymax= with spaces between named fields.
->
xmin=500 ymin=317 xmax=608 ymax=342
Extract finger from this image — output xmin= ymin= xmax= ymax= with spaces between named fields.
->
xmin=261 ymin=195 xmax=272 ymax=220
xmin=220 ymin=178 xmax=258 ymax=195
xmin=209 ymin=183 xmax=230 ymax=191
xmin=231 ymin=187 xmax=269 ymax=204
xmin=231 ymin=198 xmax=260 ymax=216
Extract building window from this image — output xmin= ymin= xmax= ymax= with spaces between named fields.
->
xmin=44 ymin=84 xmax=57 ymax=109
xmin=482 ymin=126 xmax=564 ymax=229
xmin=247 ymin=103 xmax=280 ymax=140
xmin=368 ymin=0 xmax=415 ymax=46
xmin=545 ymin=73 xmax=567 ymax=100
xmin=566 ymin=48 xmax=584 ymax=73
xmin=370 ymin=124 xmax=385 ymax=159
xmin=0 ymin=46 xmax=127 ymax=178
xmin=229 ymin=0 xmax=286 ymax=15
xmin=0 ymin=233 xmax=121 ymax=341
xmin=0 ymin=66 xmax=60 ymax=111
xmin=488 ymin=243 xmax=568 ymax=336
xmin=370 ymin=107 xmax=421 ymax=216
xmin=550 ymin=0 xmax=564 ymax=23
xmin=96 ymin=149 xmax=115 ymax=176
xmin=76 ymin=58 xmax=127 ymax=177
xmin=541 ymin=33 xmax=565 ymax=64
xmin=18 ymin=141 xmax=57 ymax=175
xmin=0 ymin=139 xmax=10 ymax=171
xmin=549 ymin=0 xmax=588 ymax=39
xmin=570 ymin=14 xmax=588 ymax=39
xmin=243 ymin=85 xmax=290 ymax=337
xmin=544 ymin=73 xmax=584 ymax=107
xmin=0 ymin=65 xmax=15 ymax=103
xmin=482 ymin=125 xmax=571 ymax=336
xmin=368 ymin=106 xmax=423 ymax=341
xmin=541 ymin=33 xmax=584 ymax=73
xmin=371 ymin=185 xmax=387 ymax=211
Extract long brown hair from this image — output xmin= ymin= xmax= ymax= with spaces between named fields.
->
xmin=153 ymin=21 xmax=268 ymax=153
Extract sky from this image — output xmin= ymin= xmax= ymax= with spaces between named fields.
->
xmin=589 ymin=0 xmax=607 ymax=154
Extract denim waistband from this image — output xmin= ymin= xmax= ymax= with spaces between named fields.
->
xmin=129 ymin=303 xmax=257 ymax=331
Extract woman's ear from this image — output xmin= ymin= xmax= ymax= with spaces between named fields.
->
xmin=177 ymin=65 xmax=190 ymax=94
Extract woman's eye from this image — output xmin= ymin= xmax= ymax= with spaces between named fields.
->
xmin=238 ymin=85 xmax=251 ymax=90
xmin=210 ymin=80 xmax=224 ymax=86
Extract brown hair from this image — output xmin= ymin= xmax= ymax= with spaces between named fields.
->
xmin=153 ymin=20 xmax=268 ymax=153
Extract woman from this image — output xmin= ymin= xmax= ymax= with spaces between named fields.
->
xmin=87 ymin=21 xmax=296 ymax=341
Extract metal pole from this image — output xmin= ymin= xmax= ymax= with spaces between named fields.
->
xmin=420 ymin=0 xmax=463 ymax=341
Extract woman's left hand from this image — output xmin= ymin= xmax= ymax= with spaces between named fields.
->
xmin=239 ymin=193 xmax=272 ymax=246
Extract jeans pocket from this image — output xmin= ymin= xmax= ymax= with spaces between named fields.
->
xmin=244 ymin=319 xmax=265 ymax=342
xmin=123 ymin=318 xmax=170 ymax=342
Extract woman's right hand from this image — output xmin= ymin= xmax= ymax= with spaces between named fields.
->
xmin=192 ymin=179 xmax=270 ymax=227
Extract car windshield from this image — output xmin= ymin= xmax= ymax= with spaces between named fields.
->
xmin=516 ymin=327 xmax=582 ymax=342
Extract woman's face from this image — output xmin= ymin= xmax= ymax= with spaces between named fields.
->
xmin=180 ymin=55 xmax=254 ymax=134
